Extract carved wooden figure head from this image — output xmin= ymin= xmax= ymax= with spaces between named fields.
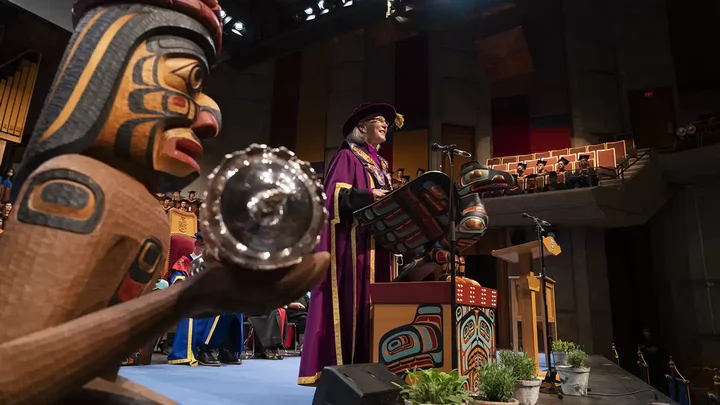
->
xmin=13 ymin=0 xmax=224 ymax=198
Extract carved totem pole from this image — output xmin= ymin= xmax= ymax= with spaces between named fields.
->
xmin=0 ymin=1 xmax=329 ymax=404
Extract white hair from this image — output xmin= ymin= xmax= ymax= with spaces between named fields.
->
xmin=346 ymin=115 xmax=383 ymax=150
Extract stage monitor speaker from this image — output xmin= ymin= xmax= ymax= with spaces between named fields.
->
xmin=312 ymin=363 xmax=406 ymax=405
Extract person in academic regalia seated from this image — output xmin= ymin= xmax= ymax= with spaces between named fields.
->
xmin=162 ymin=197 xmax=173 ymax=214
xmin=299 ymin=102 xmax=402 ymax=385
xmin=172 ymin=191 xmax=181 ymax=208
xmin=1 ymin=202 xmax=11 ymax=223
xmin=167 ymin=233 xmax=244 ymax=366
xmin=187 ymin=190 xmax=199 ymax=214
xmin=535 ymin=159 xmax=547 ymax=175
xmin=416 ymin=168 xmax=426 ymax=178
xmin=507 ymin=162 xmax=527 ymax=196
xmin=247 ymin=309 xmax=287 ymax=360
xmin=567 ymin=154 xmax=598 ymax=189
xmin=548 ymin=157 xmax=570 ymax=190
xmin=286 ymin=293 xmax=310 ymax=336
xmin=154 ymin=193 xmax=166 ymax=205
xmin=179 ymin=199 xmax=190 ymax=212
xmin=0 ymin=168 xmax=13 ymax=202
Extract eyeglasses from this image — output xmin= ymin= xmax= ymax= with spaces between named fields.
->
xmin=364 ymin=116 xmax=388 ymax=125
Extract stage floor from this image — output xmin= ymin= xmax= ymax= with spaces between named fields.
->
xmin=119 ymin=355 xmax=314 ymax=405
xmin=119 ymin=355 xmax=676 ymax=405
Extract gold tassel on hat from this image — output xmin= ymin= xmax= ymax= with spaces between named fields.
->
xmin=395 ymin=113 xmax=405 ymax=129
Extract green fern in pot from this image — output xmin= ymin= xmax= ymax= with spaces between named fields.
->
xmin=395 ymin=368 xmax=472 ymax=405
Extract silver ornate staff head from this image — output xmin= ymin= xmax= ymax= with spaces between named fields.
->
xmin=200 ymin=144 xmax=328 ymax=270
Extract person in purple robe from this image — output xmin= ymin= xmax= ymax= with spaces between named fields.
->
xmin=298 ymin=103 xmax=404 ymax=385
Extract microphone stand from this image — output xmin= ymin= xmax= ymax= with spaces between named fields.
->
xmin=526 ymin=214 xmax=563 ymax=399
xmin=438 ymin=145 xmax=459 ymax=371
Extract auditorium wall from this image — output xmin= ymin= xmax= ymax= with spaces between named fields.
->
xmin=607 ymin=186 xmax=720 ymax=384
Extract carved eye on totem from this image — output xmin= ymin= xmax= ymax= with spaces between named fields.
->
xmin=188 ymin=65 xmax=205 ymax=94
xmin=169 ymin=61 xmax=206 ymax=97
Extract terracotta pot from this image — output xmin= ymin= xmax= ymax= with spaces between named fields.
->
xmin=557 ymin=366 xmax=591 ymax=396
xmin=473 ymin=399 xmax=519 ymax=405
xmin=552 ymin=351 xmax=568 ymax=367
xmin=513 ymin=379 xmax=541 ymax=405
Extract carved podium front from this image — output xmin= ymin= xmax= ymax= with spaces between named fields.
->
xmin=371 ymin=280 xmax=498 ymax=394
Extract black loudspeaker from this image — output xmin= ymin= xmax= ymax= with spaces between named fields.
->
xmin=312 ymin=363 xmax=406 ymax=405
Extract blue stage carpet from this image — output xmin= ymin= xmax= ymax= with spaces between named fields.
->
xmin=119 ymin=357 xmax=315 ymax=405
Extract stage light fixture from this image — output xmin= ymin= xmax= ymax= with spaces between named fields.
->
xmin=231 ymin=21 xmax=245 ymax=36
xmin=687 ymin=124 xmax=697 ymax=135
xmin=343 ymin=0 xmax=354 ymax=7
xmin=305 ymin=7 xmax=314 ymax=14
xmin=676 ymin=127 xmax=687 ymax=138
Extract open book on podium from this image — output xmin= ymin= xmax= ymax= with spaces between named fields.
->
xmin=492 ymin=237 xmax=561 ymax=376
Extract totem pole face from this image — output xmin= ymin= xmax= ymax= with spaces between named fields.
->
xmin=92 ymin=36 xmax=221 ymax=184
xmin=14 ymin=1 xmax=223 ymax=196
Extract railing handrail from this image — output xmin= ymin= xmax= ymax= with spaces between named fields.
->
xmin=0 ymin=49 xmax=41 ymax=76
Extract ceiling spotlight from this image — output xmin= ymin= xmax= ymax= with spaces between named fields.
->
xmin=687 ymin=124 xmax=697 ymax=135
xmin=306 ymin=14 xmax=317 ymax=20
xmin=343 ymin=0 xmax=354 ymax=6
xmin=231 ymin=21 xmax=245 ymax=36
xmin=318 ymin=1 xmax=325 ymax=9
xmin=676 ymin=127 xmax=687 ymax=138
xmin=304 ymin=7 xmax=314 ymax=14
xmin=220 ymin=9 xmax=227 ymax=19
xmin=223 ymin=15 xmax=232 ymax=24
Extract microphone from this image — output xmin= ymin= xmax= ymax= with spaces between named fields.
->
xmin=431 ymin=143 xmax=473 ymax=158
xmin=522 ymin=213 xmax=551 ymax=227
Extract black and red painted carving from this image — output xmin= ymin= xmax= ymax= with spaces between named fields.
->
xmin=0 ymin=1 xmax=329 ymax=404
xmin=354 ymin=162 xmax=514 ymax=282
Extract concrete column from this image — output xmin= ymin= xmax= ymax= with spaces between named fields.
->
xmin=428 ymin=26 xmax=489 ymax=169
xmin=562 ymin=0 xmax=623 ymax=145
xmin=324 ymin=31 xmax=366 ymax=169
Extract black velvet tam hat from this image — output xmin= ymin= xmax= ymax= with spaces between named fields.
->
xmin=342 ymin=103 xmax=404 ymax=137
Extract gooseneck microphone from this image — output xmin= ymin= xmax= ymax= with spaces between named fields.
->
xmin=522 ymin=213 xmax=551 ymax=227
xmin=431 ymin=143 xmax=472 ymax=158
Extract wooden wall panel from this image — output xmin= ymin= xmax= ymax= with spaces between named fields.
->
xmin=295 ymin=43 xmax=330 ymax=164
xmin=393 ymin=130 xmax=429 ymax=176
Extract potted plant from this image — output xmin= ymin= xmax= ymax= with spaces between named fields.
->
xmin=551 ymin=340 xmax=576 ymax=367
xmin=475 ymin=362 xmax=519 ymax=405
xmin=396 ymin=368 xmax=473 ymax=405
xmin=498 ymin=350 xmax=540 ymax=405
xmin=557 ymin=349 xmax=590 ymax=396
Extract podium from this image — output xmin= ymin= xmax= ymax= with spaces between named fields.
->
xmin=371 ymin=280 xmax=497 ymax=394
xmin=492 ymin=238 xmax=560 ymax=375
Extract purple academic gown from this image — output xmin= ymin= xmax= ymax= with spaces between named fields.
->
xmin=298 ymin=141 xmax=393 ymax=385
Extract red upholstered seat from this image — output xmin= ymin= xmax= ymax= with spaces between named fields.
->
xmin=551 ymin=149 xmax=569 ymax=157
xmin=502 ymin=156 xmax=518 ymax=164
xmin=596 ymin=149 xmax=617 ymax=168
xmin=534 ymin=151 xmax=551 ymax=159
xmin=518 ymin=154 xmax=533 ymax=162
xmin=487 ymin=157 xmax=501 ymax=165
xmin=568 ymin=146 xmax=587 ymax=155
